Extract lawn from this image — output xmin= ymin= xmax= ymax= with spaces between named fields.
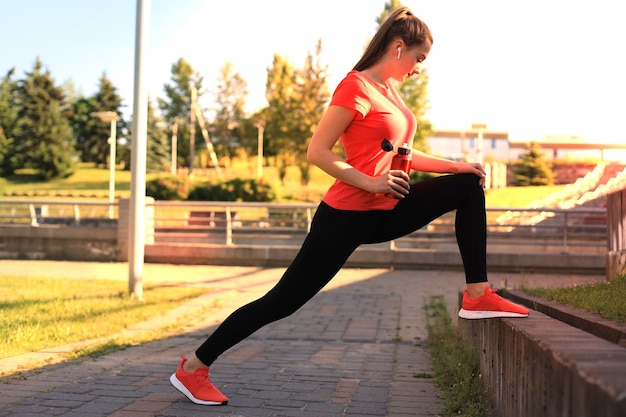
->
xmin=1 ymin=163 xmax=566 ymax=207
xmin=0 ymin=276 xmax=206 ymax=359
xmin=521 ymin=275 xmax=626 ymax=324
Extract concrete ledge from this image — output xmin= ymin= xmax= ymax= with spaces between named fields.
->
xmin=0 ymin=226 xmax=119 ymax=261
xmin=144 ymin=242 xmax=605 ymax=274
xmin=504 ymin=290 xmax=626 ymax=347
xmin=459 ymin=298 xmax=626 ymax=417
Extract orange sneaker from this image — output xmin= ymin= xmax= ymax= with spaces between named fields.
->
xmin=459 ymin=285 xmax=529 ymax=319
xmin=170 ymin=356 xmax=229 ymax=405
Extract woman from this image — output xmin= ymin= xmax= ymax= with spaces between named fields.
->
xmin=170 ymin=6 xmax=528 ymax=406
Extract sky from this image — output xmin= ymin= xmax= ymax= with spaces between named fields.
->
xmin=1 ymin=0 xmax=624 ymax=143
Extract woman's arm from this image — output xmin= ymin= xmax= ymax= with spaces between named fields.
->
xmin=307 ymin=105 xmax=411 ymax=197
xmin=411 ymin=149 xmax=486 ymax=185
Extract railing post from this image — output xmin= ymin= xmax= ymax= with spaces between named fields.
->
xmin=73 ymin=204 xmax=81 ymax=224
xmin=226 ymin=205 xmax=233 ymax=245
xmin=562 ymin=210 xmax=569 ymax=253
xmin=29 ymin=203 xmax=36 ymax=226
xmin=306 ymin=208 xmax=312 ymax=233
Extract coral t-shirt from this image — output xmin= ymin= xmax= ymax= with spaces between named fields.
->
xmin=322 ymin=71 xmax=417 ymax=210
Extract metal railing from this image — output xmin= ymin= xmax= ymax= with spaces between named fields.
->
xmin=148 ymin=201 xmax=607 ymax=254
xmin=0 ymin=199 xmax=117 ymax=226
xmin=0 ymin=199 xmax=608 ymax=254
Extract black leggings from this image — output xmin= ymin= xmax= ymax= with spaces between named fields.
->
xmin=195 ymin=173 xmax=486 ymax=365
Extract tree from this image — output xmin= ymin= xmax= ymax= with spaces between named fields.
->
xmin=157 ymin=58 xmax=203 ymax=169
xmin=261 ymin=43 xmax=330 ymax=185
xmin=12 ymin=58 xmax=74 ymax=179
xmin=262 ymin=54 xmax=298 ymax=183
xmin=70 ymin=74 xmax=124 ymax=167
xmin=145 ymin=99 xmax=170 ymax=172
xmin=378 ymin=0 xmax=432 ymax=152
xmin=0 ymin=68 xmax=18 ymax=176
xmin=514 ymin=141 xmax=554 ymax=186
xmin=70 ymin=95 xmax=98 ymax=162
xmin=292 ymin=39 xmax=329 ymax=184
xmin=211 ymin=60 xmax=249 ymax=162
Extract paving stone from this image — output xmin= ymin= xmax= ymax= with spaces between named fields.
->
xmin=1 ymin=262 xmax=602 ymax=416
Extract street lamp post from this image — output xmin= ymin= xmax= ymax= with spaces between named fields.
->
xmin=255 ymin=119 xmax=266 ymax=178
xmin=472 ymin=123 xmax=487 ymax=166
xmin=92 ymin=111 xmax=120 ymax=218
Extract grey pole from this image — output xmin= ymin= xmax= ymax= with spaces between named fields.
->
xmin=128 ymin=0 xmax=150 ymax=300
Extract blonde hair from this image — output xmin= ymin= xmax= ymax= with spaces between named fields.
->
xmin=353 ymin=6 xmax=433 ymax=72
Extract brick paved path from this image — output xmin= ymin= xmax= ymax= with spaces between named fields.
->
xmin=0 ymin=261 xmax=604 ymax=416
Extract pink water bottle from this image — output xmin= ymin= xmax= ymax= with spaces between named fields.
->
xmin=385 ymin=143 xmax=412 ymax=198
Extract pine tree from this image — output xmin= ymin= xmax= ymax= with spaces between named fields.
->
xmin=146 ymin=100 xmax=170 ymax=172
xmin=0 ymin=68 xmax=18 ymax=176
xmin=70 ymin=95 xmax=98 ymax=162
xmin=72 ymin=74 xmax=124 ymax=167
xmin=514 ymin=141 xmax=554 ymax=186
xmin=13 ymin=58 xmax=74 ymax=179
xmin=157 ymin=58 xmax=203 ymax=169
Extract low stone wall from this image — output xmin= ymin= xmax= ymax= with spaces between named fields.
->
xmin=143 ymin=242 xmax=606 ymax=274
xmin=0 ymin=225 xmax=119 ymax=261
xmin=459 ymin=293 xmax=626 ymax=417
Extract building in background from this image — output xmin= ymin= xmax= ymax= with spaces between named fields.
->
xmin=427 ymin=130 xmax=626 ymax=163
xmin=427 ymin=128 xmax=510 ymax=162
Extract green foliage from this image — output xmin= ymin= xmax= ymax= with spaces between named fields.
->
xmin=424 ymin=296 xmax=493 ymax=417
xmin=0 ymin=69 xmax=18 ymax=176
xmin=213 ymin=60 xmax=249 ymax=160
xmin=410 ymin=170 xmax=436 ymax=183
xmin=146 ymin=100 xmax=171 ymax=172
xmin=521 ymin=275 xmax=626 ymax=324
xmin=261 ymin=42 xmax=329 ymax=185
xmin=71 ymin=74 xmax=125 ymax=167
xmin=514 ymin=141 xmax=554 ymax=186
xmin=157 ymin=58 xmax=204 ymax=168
xmin=190 ymin=178 xmax=276 ymax=202
xmin=0 ymin=275 xmax=204 ymax=359
xmin=146 ymin=176 xmax=276 ymax=202
xmin=145 ymin=176 xmax=191 ymax=201
xmin=262 ymin=54 xmax=298 ymax=161
xmin=12 ymin=58 xmax=75 ymax=180
xmin=123 ymin=99 xmax=170 ymax=173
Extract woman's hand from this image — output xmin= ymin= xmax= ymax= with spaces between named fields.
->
xmin=369 ymin=170 xmax=411 ymax=198
xmin=454 ymin=162 xmax=487 ymax=187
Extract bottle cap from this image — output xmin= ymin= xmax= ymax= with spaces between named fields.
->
xmin=397 ymin=143 xmax=410 ymax=155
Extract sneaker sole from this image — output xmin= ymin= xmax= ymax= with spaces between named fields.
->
xmin=169 ymin=373 xmax=228 ymax=406
xmin=458 ymin=308 xmax=529 ymax=319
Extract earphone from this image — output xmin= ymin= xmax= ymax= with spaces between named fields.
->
xmin=397 ymin=47 xmax=401 ymax=59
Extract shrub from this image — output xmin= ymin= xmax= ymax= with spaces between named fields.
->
xmin=145 ymin=176 xmax=191 ymax=201
xmin=188 ymin=178 xmax=276 ymax=202
xmin=146 ymin=176 xmax=276 ymax=202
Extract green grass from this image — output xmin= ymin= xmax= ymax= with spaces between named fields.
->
xmin=521 ymin=275 xmax=626 ymax=324
xmin=484 ymin=185 xmax=566 ymax=208
xmin=0 ymin=276 xmax=206 ymax=359
xmin=424 ymin=295 xmax=492 ymax=417
xmin=1 ymin=163 xmax=566 ymax=206
xmin=1 ymin=165 xmax=136 ymax=198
